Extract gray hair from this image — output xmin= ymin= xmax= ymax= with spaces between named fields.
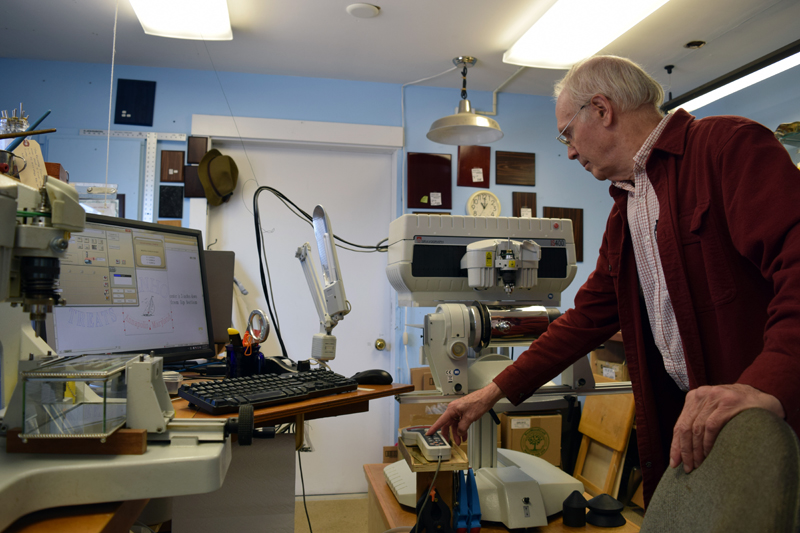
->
xmin=554 ymin=55 xmax=665 ymax=116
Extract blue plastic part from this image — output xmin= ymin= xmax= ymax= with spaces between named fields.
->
xmin=466 ymin=468 xmax=481 ymax=532
xmin=454 ymin=470 xmax=469 ymax=532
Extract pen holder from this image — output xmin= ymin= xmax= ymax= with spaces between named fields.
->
xmin=225 ymin=344 xmax=261 ymax=378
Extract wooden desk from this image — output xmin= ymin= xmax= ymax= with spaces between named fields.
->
xmin=5 ymin=500 xmax=148 ymax=533
xmin=364 ymin=463 xmax=640 ymax=533
xmin=173 ymin=382 xmax=414 ymax=425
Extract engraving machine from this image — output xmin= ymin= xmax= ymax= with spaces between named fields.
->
xmin=385 ymin=214 xmax=628 ymax=529
xmin=0 ymin=172 xmax=249 ymax=530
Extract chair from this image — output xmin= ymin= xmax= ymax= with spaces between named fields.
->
xmin=572 ymin=384 xmax=636 ymax=498
xmin=640 ymin=408 xmax=800 ymax=533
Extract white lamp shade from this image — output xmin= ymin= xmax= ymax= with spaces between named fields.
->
xmin=427 ymin=100 xmax=504 ymax=145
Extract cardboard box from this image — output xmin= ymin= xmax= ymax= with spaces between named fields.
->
xmin=383 ymin=446 xmax=399 ymax=463
xmin=591 ymin=336 xmax=629 ymax=381
xmin=594 ymin=358 xmax=630 ymax=381
xmin=409 ymin=366 xmax=437 ymax=391
xmin=500 ymin=412 xmax=562 ymax=467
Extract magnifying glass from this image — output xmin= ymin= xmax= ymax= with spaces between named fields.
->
xmin=247 ymin=309 xmax=270 ymax=344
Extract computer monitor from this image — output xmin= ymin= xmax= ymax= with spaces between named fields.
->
xmin=45 ymin=214 xmax=216 ymax=364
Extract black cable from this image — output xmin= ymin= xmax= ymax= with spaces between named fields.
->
xmin=412 ymin=456 xmax=443 ymax=532
xmin=251 ymin=185 xmax=389 ymax=361
xmin=254 ymin=186 xmax=387 ymax=252
xmin=298 ymin=449 xmax=313 ymax=533
xmin=253 ymin=188 xmax=290 ymax=359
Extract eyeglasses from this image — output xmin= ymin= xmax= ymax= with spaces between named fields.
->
xmin=556 ymin=103 xmax=588 ymax=146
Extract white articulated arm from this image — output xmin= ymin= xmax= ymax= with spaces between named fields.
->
xmin=296 ymin=243 xmax=333 ymax=334
xmin=313 ymin=205 xmax=349 ymax=322
xmin=294 ymin=206 xmax=351 ymax=362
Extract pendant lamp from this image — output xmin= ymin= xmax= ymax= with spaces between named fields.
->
xmin=427 ymin=57 xmax=504 ymax=145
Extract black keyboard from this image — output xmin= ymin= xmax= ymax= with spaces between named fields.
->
xmin=178 ymin=368 xmax=359 ymax=415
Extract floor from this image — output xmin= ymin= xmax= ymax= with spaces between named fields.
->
xmin=294 ymin=495 xmax=644 ymax=533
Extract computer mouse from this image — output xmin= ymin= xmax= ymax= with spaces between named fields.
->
xmin=351 ymin=369 xmax=393 ymax=385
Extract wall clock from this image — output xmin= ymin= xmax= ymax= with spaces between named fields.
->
xmin=467 ymin=190 xmax=501 ymax=217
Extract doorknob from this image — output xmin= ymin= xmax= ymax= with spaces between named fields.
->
xmin=374 ymin=338 xmax=386 ymax=351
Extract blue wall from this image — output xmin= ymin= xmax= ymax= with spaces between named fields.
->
xmin=4 ymin=56 xmax=797 ymax=384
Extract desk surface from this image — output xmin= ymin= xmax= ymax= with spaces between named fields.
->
xmin=173 ymin=382 xmax=414 ymax=425
xmin=364 ymin=463 xmax=641 ymax=533
xmin=4 ymin=500 xmax=148 ymax=533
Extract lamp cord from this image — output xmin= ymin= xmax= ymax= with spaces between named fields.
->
xmin=461 ymin=66 xmax=468 ymax=100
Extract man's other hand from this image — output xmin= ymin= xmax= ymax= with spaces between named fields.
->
xmin=426 ymin=382 xmax=505 ymax=446
xmin=669 ymin=383 xmax=785 ymax=473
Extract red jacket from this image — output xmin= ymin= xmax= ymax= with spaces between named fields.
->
xmin=494 ymin=109 xmax=800 ymax=504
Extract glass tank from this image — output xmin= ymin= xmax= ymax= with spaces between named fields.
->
xmin=19 ymin=355 xmax=136 ymax=440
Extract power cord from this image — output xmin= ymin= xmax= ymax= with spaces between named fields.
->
xmin=412 ymin=456 xmax=443 ymax=532
xmin=297 ymin=448 xmax=314 ymax=533
xmin=251 ymin=185 xmax=388 ymax=362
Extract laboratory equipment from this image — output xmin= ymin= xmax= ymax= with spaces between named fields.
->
xmin=44 ymin=214 xmax=217 ymax=365
xmin=384 ymin=214 xmax=629 ymax=529
xmin=0 ymin=186 xmax=241 ymax=528
xmin=401 ymin=426 xmax=451 ymax=461
xmin=18 ymin=354 xmax=133 ymax=440
xmin=178 ymin=367 xmax=358 ymax=415
xmin=296 ymin=205 xmax=350 ymax=361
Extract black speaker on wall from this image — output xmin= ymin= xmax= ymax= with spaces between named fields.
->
xmin=115 ymin=79 xmax=157 ymax=126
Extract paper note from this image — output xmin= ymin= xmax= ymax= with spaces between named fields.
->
xmin=471 ymin=168 xmax=484 ymax=183
xmin=430 ymin=192 xmax=442 ymax=206
xmin=420 ymin=195 xmax=429 ymax=204
xmin=511 ymin=418 xmax=531 ymax=429
xmin=602 ymin=367 xmax=616 ymax=379
xmin=16 ymin=139 xmax=47 ymax=189
xmin=521 ymin=207 xmax=533 ymax=218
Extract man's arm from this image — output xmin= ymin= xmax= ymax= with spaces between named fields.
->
xmin=427 ymin=382 xmax=505 ymax=445
xmin=428 ymin=225 xmax=622 ymax=441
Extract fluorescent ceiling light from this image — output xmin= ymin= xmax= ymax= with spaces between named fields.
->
xmin=129 ymin=0 xmax=233 ymax=41
xmin=668 ymin=51 xmax=800 ymax=113
xmin=503 ymin=0 xmax=670 ymax=69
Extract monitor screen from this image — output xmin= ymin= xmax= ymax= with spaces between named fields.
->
xmin=46 ymin=215 xmax=215 ymax=364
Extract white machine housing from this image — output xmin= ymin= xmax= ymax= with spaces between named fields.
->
xmin=386 ymin=214 xmax=593 ymax=529
xmin=386 ymin=214 xmax=577 ymax=307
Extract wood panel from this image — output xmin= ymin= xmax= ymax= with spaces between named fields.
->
xmin=184 ymin=165 xmax=205 ymax=198
xmin=6 ymin=428 xmax=147 ymax=455
xmin=512 ymin=192 xmax=537 ymax=218
xmin=543 ymin=206 xmax=584 ymax=262
xmin=160 ymin=150 xmax=185 ymax=182
xmin=187 ymin=136 xmax=208 ymax=164
xmin=496 ymin=151 xmax=535 ymax=186
xmin=457 ymin=145 xmax=491 ymax=188
xmin=173 ymin=383 xmax=415 ymax=425
xmin=5 ymin=499 xmax=148 ymax=533
xmin=407 ymin=153 xmax=452 ymax=209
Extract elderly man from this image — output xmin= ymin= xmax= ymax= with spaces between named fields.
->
xmin=428 ymin=55 xmax=798 ymax=504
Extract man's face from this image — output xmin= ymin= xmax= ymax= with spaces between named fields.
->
xmin=555 ymin=95 xmax=620 ymax=182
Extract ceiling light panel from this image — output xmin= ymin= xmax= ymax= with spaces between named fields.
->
xmin=503 ymin=0 xmax=670 ymax=69
xmin=129 ymin=0 xmax=233 ymax=41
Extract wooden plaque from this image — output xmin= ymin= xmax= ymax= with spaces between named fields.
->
xmin=496 ymin=151 xmax=535 ymax=186
xmin=187 ymin=136 xmax=208 ymax=164
xmin=512 ymin=192 xmax=537 ymax=218
xmin=160 ymin=150 xmax=185 ymax=182
xmin=544 ymin=206 xmax=584 ymax=262
xmin=407 ymin=153 xmax=452 ymax=209
xmin=457 ymin=145 xmax=490 ymax=188
xmin=184 ymin=165 xmax=206 ymax=198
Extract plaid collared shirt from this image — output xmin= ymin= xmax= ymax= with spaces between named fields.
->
xmin=613 ymin=113 xmax=689 ymax=390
